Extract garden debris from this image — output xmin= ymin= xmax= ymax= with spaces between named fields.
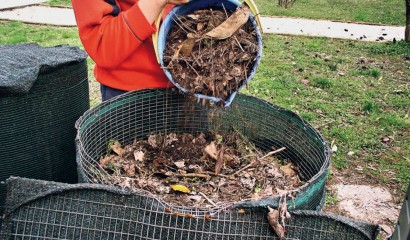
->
xmin=163 ymin=4 xmax=259 ymax=101
xmin=98 ymin=131 xmax=304 ymax=207
xmin=267 ymin=206 xmax=285 ymax=239
xmin=205 ymin=4 xmax=250 ymax=39
xmin=171 ymin=184 xmax=191 ymax=193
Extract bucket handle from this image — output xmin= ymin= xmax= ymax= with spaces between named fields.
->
xmin=153 ymin=0 xmax=262 ymax=64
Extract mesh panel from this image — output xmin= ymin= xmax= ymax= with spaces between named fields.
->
xmin=75 ymin=89 xmax=330 ymax=211
xmin=0 ymin=61 xmax=90 ymax=228
xmin=0 ymin=178 xmax=379 ymax=240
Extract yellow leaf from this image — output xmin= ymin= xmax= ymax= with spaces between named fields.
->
xmin=170 ymin=184 xmax=191 ymax=193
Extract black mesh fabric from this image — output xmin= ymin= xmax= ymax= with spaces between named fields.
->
xmin=75 ymin=89 xmax=330 ymax=212
xmin=0 ymin=45 xmax=89 ymax=229
xmin=0 ymin=44 xmax=87 ymax=95
xmin=0 ymin=177 xmax=379 ymax=240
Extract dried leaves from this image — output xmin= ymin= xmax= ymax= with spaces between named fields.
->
xmin=164 ymin=4 xmax=259 ymax=100
xmin=267 ymin=206 xmax=285 ymax=239
xmin=98 ymin=132 xmax=303 ymax=207
xmin=205 ymin=4 xmax=251 ymax=39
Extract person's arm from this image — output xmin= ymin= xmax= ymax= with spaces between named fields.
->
xmin=71 ymin=0 xmax=188 ymax=69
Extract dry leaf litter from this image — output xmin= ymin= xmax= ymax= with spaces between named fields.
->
xmin=98 ymin=131 xmax=303 ymax=208
xmin=163 ymin=4 xmax=259 ymax=101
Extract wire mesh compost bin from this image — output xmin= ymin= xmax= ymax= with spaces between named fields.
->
xmin=76 ymin=89 xmax=330 ymax=212
xmin=0 ymin=177 xmax=379 ymax=240
xmin=0 ymin=44 xmax=89 ymax=228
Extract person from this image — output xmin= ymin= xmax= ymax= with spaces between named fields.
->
xmin=71 ymin=0 xmax=189 ymax=101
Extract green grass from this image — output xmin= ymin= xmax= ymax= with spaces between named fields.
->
xmin=45 ymin=0 xmax=404 ymax=25
xmin=244 ymin=34 xmax=410 ymax=191
xmin=46 ymin=0 xmax=72 ymax=7
xmin=254 ymin=0 xmax=406 ymax=25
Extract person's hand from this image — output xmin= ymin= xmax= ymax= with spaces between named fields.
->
xmin=139 ymin=0 xmax=189 ymax=24
xmin=167 ymin=0 xmax=189 ymax=6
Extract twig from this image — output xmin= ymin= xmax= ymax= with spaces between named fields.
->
xmin=174 ymin=173 xmax=211 ymax=180
xmin=260 ymin=147 xmax=287 ymax=160
xmin=204 ymin=171 xmax=236 ymax=180
xmin=234 ymin=36 xmax=245 ymax=52
xmin=199 ymin=192 xmax=217 ymax=206
xmin=184 ymin=59 xmax=200 ymax=77
xmin=233 ymin=147 xmax=287 ymax=176
xmin=221 ymin=3 xmax=229 ymax=19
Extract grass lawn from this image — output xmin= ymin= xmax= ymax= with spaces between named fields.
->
xmin=46 ymin=0 xmax=72 ymax=7
xmin=1 ymin=20 xmax=409 ymax=218
xmin=246 ymin=34 xmax=410 ymax=196
xmin=255 ymin=0 xmax=406 ymax=26
xmin=45 ymin=0 xmax=405 ymax=25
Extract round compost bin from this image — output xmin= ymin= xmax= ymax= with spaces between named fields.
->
xmin=0 ymin=44 xmax=89 ymax=226
xmin=76 ymin=89 xmax=330 ymax=211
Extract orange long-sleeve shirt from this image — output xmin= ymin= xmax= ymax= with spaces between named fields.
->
xmin=72 ymin=0 xmax=173 ymax=91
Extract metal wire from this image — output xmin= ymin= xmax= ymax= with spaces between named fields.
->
xmin=75 ymin=89 xmax=330 ymax=213
xmin=1 ymin=178 xmax=378 ymax=240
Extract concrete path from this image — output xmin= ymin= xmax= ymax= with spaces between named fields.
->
xmin=261 ymin=16 xmax=405 ymax=42
xmin=0 ymin=0 xmax=46 ymax=10
xmin=0 ymin=6 xmax=76 ymax=26
xmin=0 ymin=3 xmax=405 ymax=42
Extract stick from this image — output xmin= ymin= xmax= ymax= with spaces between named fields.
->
xmin=234 ymin=36 xmax=245 ymax=52
xmin=174 ymin=173 xmax=211 ymax=180
xmin=199 ymin=192 xmax=217 ymax=206
xmin=259 ymin=147 xmax=286 ymax=161
xmin=203 ymin=171 xmax=236 ymax=180
xmin=233 ymin=147 xmax=286 ymax=176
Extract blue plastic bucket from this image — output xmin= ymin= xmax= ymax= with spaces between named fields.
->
xmin=158 ymin=0 xmax=262 ymax=107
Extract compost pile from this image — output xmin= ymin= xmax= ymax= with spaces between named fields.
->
xmin=98 ymin=131 xmax=304 ymax=207
xmin=163 ymin=4 xmax=259 ymax=100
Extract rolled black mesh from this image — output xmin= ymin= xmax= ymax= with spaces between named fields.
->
xmin=0 ymin=59 xmax=89 ymax=228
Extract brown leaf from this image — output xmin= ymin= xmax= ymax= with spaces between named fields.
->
xmin=99 ymin=155 xmax=115 ymax=167
xmin=205 ymin=4 xmax=250 ymax=40
xmin=267 ymin=206 xmax=285 ymax=239
xmin=111 ymin=140 xmax=125 ymax=156
xmin=174 ymin=161 xmax=186 ymax=169
xmin=124 ymin=164 xmax=135 ymax=177
xmin=214 ymin=146 xmax=224 ymax=175
xmin=197 ymin=22 xmax=205 ymax=31
xmin=179 ymin=38 xmax=197 ymax=57
xmin=148 ymin=134 xmax=157 ymax=148
xmin=205 ymin=141 xmax=218 ymax=160
xmin=133 ymin=150 xmax=145 ymax=162
xmin=280 ymin=163 xmax=296 ymax=177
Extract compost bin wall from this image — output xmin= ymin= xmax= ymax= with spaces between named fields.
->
xmin=0 ymin=177 xmax=379 ymax=240
xmin=0 ymin=45 xmax=89 ymax=228
xmin=75 ymin=89 xmax=330 ymax=212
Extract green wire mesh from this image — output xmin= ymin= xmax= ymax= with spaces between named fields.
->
xmin=0 ymin=61 xmax=90 ymax=228
xmin=75 ymin=89 xmax=330 ymax=211
xmin=0 ymin=177 xmax=379 ymax=240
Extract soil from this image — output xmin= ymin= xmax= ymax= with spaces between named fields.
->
xmin=323 ymin=165 xmax=403 ymax=239
xmin=163 ymin=6 xmax=259 ymax=101
xmin=97 ymin=131 xmax=303 ymax=207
